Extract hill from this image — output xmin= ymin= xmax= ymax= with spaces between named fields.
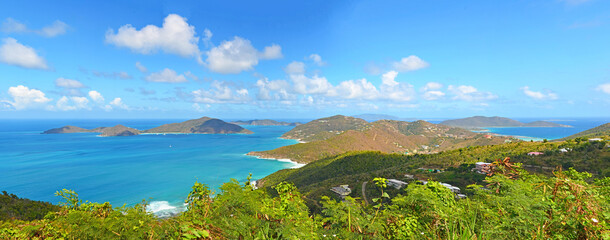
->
xmin=249 ymin=118 xmax=514 ymax=163
xmin=351 ymin=113 xmax=415 ymax=122
xmin=43 ymin=125 xmax=91 ymax=134
xmin=99 ymin=125 xmax=141 ymax=136
xmin=230 ymin=119 xmax=300 ymax=126
xmin=561 ymin=123 xmax=610 ymax=140
xmin=1 ymin=191 xmax=60 ymax=221
xmin=441 ymin=116 xmax=571 ymax=128
xmin=280 ymin=115 xmax=369 ymax=142
xmin=145 ymin=117 xmax=252 ymax=134
xmin=259 ymin=139 xmax=610 ymax=208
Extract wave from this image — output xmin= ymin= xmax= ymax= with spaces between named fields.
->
xmin=146 ymin=201 xmax=185 ymax=218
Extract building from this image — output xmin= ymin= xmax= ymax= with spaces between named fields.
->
xmin=330 ymin=185 xmax=351 ymax=198
xmin=441 ymin=183 xmax=461 ymax=193
xmin=527 ymin=152 xmax=544 ymax=156
xmin=559 ymin=148 xmax=569 ymax=153
xmin=387 ymin=179 xmax=408 ymax=189
xmin=589 ymin=138 xmax=603 ymax=142
xmin=475 ymin=162 xmax=492 ymax=174
xmin=483 ymin=134 xmax=492 ymax=139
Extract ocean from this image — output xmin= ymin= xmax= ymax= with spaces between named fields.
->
xmin=0 ymin=117 xmax=608 ymax=217
xmin=0 ymin=119 xmax=300 ymax=217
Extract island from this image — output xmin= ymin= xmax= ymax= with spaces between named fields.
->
xmin=440 ymin=116 xmax=572 ymax=128
xmin=230 ymin=119 xmax=301 ymax=126
xmin=42 ymin=117 xmax=252 ymax=136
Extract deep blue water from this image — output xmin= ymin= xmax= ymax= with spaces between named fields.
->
xmin=0 ymin=119 xmax=299 ymax=216
xmin=482 ymin=118 xmax=610 ymax=141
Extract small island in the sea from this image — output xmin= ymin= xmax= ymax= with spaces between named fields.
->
xmin=230 ymin=119 xmax=301 ymax=126
xmin=440 ymin=116 xmax=572 ymax=128
xmin=43 ymin=117 xmax=252 ymax=136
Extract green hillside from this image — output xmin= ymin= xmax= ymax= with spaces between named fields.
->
xmin=281 ymin=115 xmax=369 ymax=142
xmin=250 ymin=119 xmax=515 ymax=163
xmin=561 ymin=123 xmax=610 ymax=140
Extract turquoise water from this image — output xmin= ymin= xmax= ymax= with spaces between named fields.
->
xmin=0 ymin=119 xmax=299 ymax=216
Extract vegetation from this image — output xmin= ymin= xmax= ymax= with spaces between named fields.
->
xmin=1 ymin=164 xmax=608 ymax=239
xmin=281 ymin=115 xmax=369 ymax=142
xmin=230 ymin=119 xmax=300 ymax=126
xmin=251 ymin=118 xmax=514 ymax=163
xmin=561 ymin=123 xmax=610 ymax=140
xmin=0 ymin=191 xmax=60 ymax=221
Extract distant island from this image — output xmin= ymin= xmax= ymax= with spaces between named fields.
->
xmin=440 ymin=116 xmax=572 ymax=128
xmin=561 ymin=123 xmax=610 ymax=140
xmin=43 ymin=117 xmax=252 ymax=136
xmin=230 ymin=119 xmax=301 ymax=126
xmin=352 ymin=113 xmax=416 ymax=122
xmin=248 ymin=115 xmax=514 ymax=163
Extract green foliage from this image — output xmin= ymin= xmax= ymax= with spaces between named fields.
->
xmin=0 ymin=191 xmax=60 ymax=221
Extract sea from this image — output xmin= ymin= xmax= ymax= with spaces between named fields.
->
xmin=0 ymin=117 xmax=608 ymax=217
xmin=0 ymin=119 xmax=301 ymax=217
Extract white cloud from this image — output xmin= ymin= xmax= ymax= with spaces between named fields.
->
xmin=596 ymin=83 xmax=610 ymax=94
xmin=1 ymin=18 xmax=68 ymax=37
xmin=40 ymin=20 xmax=69 ymax=37
xmin=205 ymin=37 xmax=282 ymax=74
xmin=145 ymin=68 xmax=188 ymax=83
xmin=392 ymin=55 xmax=429 ymax=72
xmin=260 ymin=44 xmax=283 ymax=60
xmin=192 ymin=103 xmax=211 ymax=112
xmin=2 ymin=85 xmax=52 ymax=110
xmin=329 ymin=78 xmax=378 ymax=99
xmin=308 ymin=54 xmax=325 ymax=66
xmin=378 ymin=71 xmax=415 ymax=101
xmin=135 ymin=62 xmax=148 ymax=73
xmin=422 ymin=82 xmax=443 ymax=91
xmin=105 ymin=14 xmax=200 ymax=57
xmin=448 ymin=85 xmax=497 ymax=101
xmin=55 ymin=77 xmax=85 ymax=88
xmin=422 ymin=91 xmax=445 ymax=100
xmin=521 ymin=86 xmax=559 ymax=100
xmin=184 ymin=71 xmax=199 ymax=81
xmin=291 ymin=74 xmax=333 ymax=95
xmin=421 ymin=82 xmax=445 ymax=100
xmin=88 ymin=90 xmax=105 ymax=103
xmin=0 ymin=38 xmax=48 ymax=69
xmin=255 ymin=77 xmax=292 ymax=100
xmin=284 ymin=61 xmax=305 ymax=75
xmin=192 ymin=81 xmax=250 ymax=103
xmin=110 ymin=98 xmax=129 ymax=110
xmin=56 ymin=96 xmax=90 ymax=111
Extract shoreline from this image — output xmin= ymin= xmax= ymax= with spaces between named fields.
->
xmin=470 ymin=129 xmax=546 ymax=142
xmin=245 ymin=153 xmax=306 ymax=169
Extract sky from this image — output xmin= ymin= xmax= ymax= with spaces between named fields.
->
xmin=0 ymin=0 xmax=609 ymax=119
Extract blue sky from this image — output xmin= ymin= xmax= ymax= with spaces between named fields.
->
xmin=0 ymin=0 xmax=609 ymax=119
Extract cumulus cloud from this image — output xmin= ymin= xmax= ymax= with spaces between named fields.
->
xmin=192 ymin=81 xmax=250 ymax=104
xmin=421 ymin=82 xmax=445 ymax=100
xmin=392 ymin=55 xmax=429 ymax=72
xmin=328 ymin=78 xmax=378 ymax=100
xmin=135 ymin=62 xmax=148 ymax=73
xmin=205 ymin=37 xmax=282 ymax=74
xmin=255 ymin=77 xmax=292 ymax=100
xmin=110 ymin=98 xmax=129 ymax=110
xmin=596 ymin=83 xmax=610 ymax=94
xmin=378 ymin=71 xmax=414 ymax=101
xmin=145 ymin=68 xmax=188 ymax=83
xmin=308 ymin=54 xmax=325 ymax=66
xmin=0 ymin=38 xmax=48 ymax=69
xmin=88 ymin=90 xmax=105 ymax=103
xmin=1 ymin=18 xmax=68 ymax=37
xmin=284 ymin=61 xmax=306 ymax=75
xmin=521 ymin=86 xmax=559 ymax=100
xmin=55 ymin=78 xmax=85 ymax=88
xmin=2 ymin=85 xmax=52 ymax=110
xmin=105 ymin=14 xmax=200 ymax=57
xmin=56 ymin=96 xmax=90 ymax=111
xmin=448 ymin=85 xmax=497 ymax=102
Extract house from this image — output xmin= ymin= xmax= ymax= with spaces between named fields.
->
xmin=404 ymin=174 xmax=414 ymax=179
xmin=589 ymin=138 xmax=603 ymax=142
xmin=527 ymin=152 xmax=544 ymax=156
xmin=475 ymin=162 xmax=492 ymax=174
xmin=387 ymin=179 xmax=408 ymax=189
xmin=559 ymin=148 xmax=569 ymax=153
xmin=441 ymin=183 xmax=461 ymax=193
xmin=330 ymin=185 xmax=351 ymax=198
xmin=456 ymin=194 xmax=467 ymax=199
xmin=483 ymin=135 xmax=492 ymax=139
